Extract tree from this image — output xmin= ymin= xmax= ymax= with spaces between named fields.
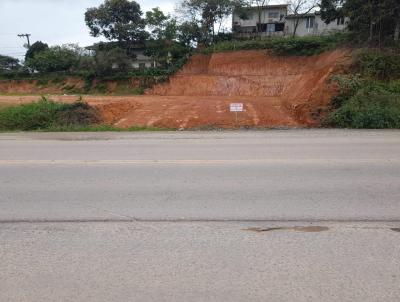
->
xmin=145 ymin=8 xmax=182 ymax=66
xmin=85 ymin=0 xmax=148 ymax=44
xmin=179 ymin=0 xmax=244 ymax=45
xmin=25 ymin=41 xmax=49 ymax=61
xmin=289 ymin=0 xmax=319 ymax=37
xmin=0 ymin=55 xmax=20 ymax=73
xmin=320 ymin=0 xmax=344 ymax=24
xmin=177 ymin=21 xmax=203 ymax=47
xmin=146 ymin=7 xmax=179 ymax=42
xmin=26 ymin=45 xmax=80 ymax=73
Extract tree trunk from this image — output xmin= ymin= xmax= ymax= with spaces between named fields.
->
xmin=368 ymin=0 xmax=374 ymax=42
xmin=395 ymin=17 xmax=400 ymax=41
xmin=292 ymin=19 xmax=300 ymax=37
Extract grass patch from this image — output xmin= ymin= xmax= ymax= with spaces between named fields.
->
xmin=204 ymin=33 xmax=349 ymax=56
xmin=0 ymin=97 xmax=167 ymax=132
xmin=327 ymin=90 xmax=400 ymax=128
xmin=0 ymin=97 xmax=101 ymax=131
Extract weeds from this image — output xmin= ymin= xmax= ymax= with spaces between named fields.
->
xmin=0 ymin=97 xmax=101 ymax=131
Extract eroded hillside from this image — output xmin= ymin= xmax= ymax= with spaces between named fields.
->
xmin=0 ymin=49 xmax=350 ymax=129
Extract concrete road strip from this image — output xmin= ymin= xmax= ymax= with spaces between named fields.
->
xmin=0 ymin=159 xmax=399 ymax=165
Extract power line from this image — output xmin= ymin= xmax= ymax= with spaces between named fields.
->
xmin=0 ymin=47 xmax=25 ymax=49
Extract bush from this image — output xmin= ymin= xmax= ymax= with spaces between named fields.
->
xmin=356 ymin=50 xmax=400 ymax=81
xmin=0 ymin=97 xmax=100 ymax=131
xmin=328 ymin=90 xmax=400 ymax=128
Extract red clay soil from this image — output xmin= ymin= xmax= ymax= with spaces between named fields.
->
xmin=0 ymin=49 xmax=351 ymax=129
xmin=0 ymin=78 xmax=85 ymax=94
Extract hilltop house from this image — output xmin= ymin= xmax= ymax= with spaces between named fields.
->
xmin=232 ymin=4 xmax=288 ymax=38
xmin=232 ymin=5 xmax=346 ymax=38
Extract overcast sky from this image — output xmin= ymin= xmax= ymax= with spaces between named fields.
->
xmin=0 ymin=0 xmax=283 ymax=61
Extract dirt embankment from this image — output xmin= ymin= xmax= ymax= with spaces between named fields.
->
xmin=0 ymin=77 xmax=150 ymax=95
xmin=0 ymin=49 xmax=350 ymax=129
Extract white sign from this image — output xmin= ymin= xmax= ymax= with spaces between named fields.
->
xmin=230 ymin=103 xmax=244 ymax=112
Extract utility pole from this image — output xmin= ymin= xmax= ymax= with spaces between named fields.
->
xmin=18 ymin=33 xmax=31 ymax=48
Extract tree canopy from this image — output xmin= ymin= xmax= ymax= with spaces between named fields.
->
xmin=179 ymin=0 xmax=244 ymax=45
xmin=85 ymin=0 xmax=148 ymax=44
xmin=25 ymin=41 xmax=49 ymax=62
xmin=26 ymin=45 xmax=81 ymax=73
xmin=0 ymin=55 xmax=20 ymax=73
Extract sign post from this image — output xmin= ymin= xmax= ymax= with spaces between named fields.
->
xmin=230 ymin=103 xmax=244 ymax=126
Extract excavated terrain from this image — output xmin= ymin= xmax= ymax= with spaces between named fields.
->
xmin=0 ymin=49 xmax=350 ymax=129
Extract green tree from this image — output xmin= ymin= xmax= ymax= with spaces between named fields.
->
xmin=0 ymin=55 xmax=20 ymax=73
xmin=25 ymin=41 xmax=49 ymax=62
xmin=179 ymin=0 xmax=245 ymax=45
xmin=177 ymin=21 xmax=203 ymax=46
xmin=85 ymin=0 xmax=148 ymax=44
xmin=26 ymin=45 xmax=80 ymax=73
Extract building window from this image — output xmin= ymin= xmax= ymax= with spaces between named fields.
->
xmin=268 ymin=11 xmax=279 ymax=18
xmin=267 ymin=23 xmax=276 ymax=32
xmin=275 ymin=23 xmax=284 ymax=32
xmin=306 ymin=17 xmax=314 ymax=29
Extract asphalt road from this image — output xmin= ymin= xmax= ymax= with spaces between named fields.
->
xmin=1 ymin=130 xmax=400 ymax=301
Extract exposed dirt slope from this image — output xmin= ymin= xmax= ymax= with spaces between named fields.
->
xmin=0 ymin=49 xmax=350 ymax=129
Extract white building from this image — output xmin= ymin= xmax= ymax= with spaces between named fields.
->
xmin=232 ymin=5 xmax=346 ymax=38
xmin=285 ymin=13 xmax=346 ymax=37
xmin=232 ymin=4 xmax=288 ymax=38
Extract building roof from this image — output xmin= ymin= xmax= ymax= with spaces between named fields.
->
xmin=286 ymin=11 xmax=321 ymax=19
xmin=235 ymin=4 xmax=289 ymax=11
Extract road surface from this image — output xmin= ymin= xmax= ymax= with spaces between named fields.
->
xmin=1 ymin=130 xmax=400 ymax=301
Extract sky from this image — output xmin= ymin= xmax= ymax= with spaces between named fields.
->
xmin=0 ymin=0 xmax=283 ymax=61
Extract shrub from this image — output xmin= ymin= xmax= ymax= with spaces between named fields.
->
xmin=204 ymin=33 xmax=349 ymax=56
xmin=328 ymin=91 xmax=400 ymax=128
xmin=0 ymin=97 xmax=100 ymax=131
xmin=356 ymin=50 xmax=400 ymax=80
xmin=56 ymin=101 xmax=101 ymax=126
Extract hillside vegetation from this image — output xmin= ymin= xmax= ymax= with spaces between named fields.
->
xmin=204 ymin=33 xmax=349 ymax=56
xmin=327 ymin=50 xmax=400 ymax=128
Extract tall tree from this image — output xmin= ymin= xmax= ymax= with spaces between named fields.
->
xmin=85 ymin=0 xmax=148 ymax=45
xmin=146 ymin=7 xmax=177 ymax=41
xmin=25 ymin=41 xmax=49 ymax=61
xmin=179 ymin=0 xmax=245 ymax=45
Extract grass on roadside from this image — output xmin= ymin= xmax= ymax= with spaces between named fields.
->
xmin=0 ymin=97 xmax=167 ymax=132
xmin=0 ymin=97 xmax=100 ymax=131
xmin=327 ymin=49 xmax=400 ymax=129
